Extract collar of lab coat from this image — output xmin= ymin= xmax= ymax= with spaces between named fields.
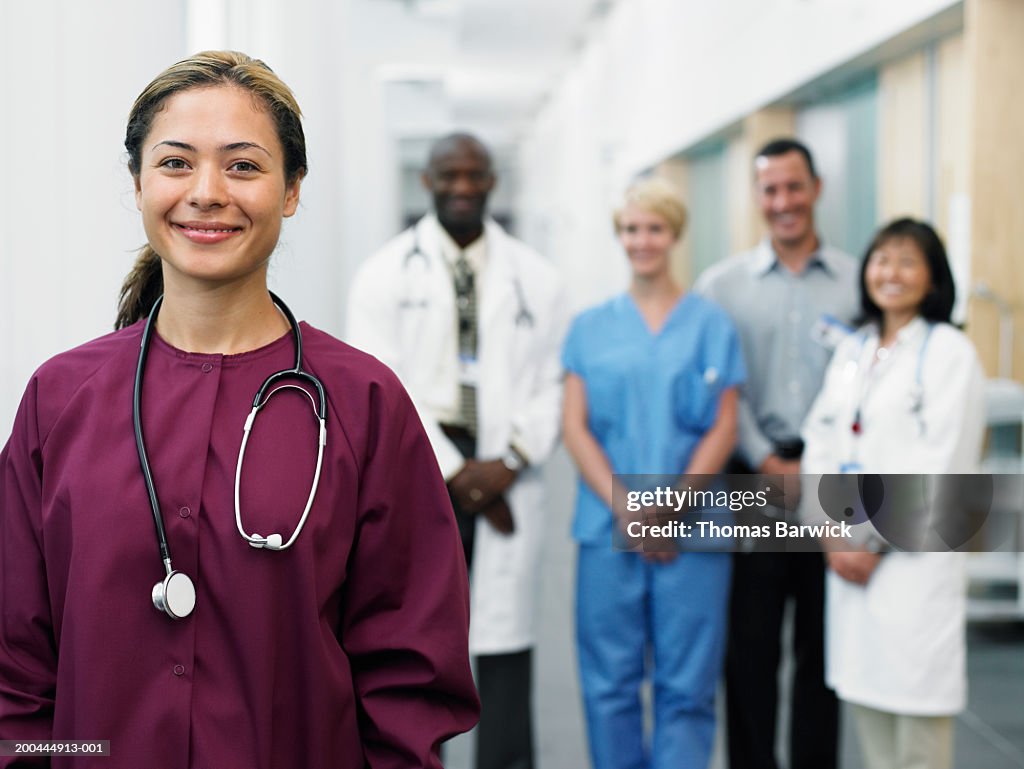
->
xmin=434 ymin=220 xmax=488 ymax=274
xmin=862 ymin=315 xmax=929 ymax=347
xmin=417 ymin=214 xmax=507 ymax=263
xmin=479 ymin=218 xmax=519 ymax=328
xmin=416 ymin=214 xmax=518 ymax=321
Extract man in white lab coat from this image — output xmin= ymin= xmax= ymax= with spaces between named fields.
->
xmin=347 ymin=133 xmax=566 ymax=769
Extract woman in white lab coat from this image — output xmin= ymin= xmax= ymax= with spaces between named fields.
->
xmin=802 ymin=218 xmax=986 ymax=769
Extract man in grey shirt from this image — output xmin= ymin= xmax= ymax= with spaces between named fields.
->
xmin=694 ymin=138 xmax=859 ymax=769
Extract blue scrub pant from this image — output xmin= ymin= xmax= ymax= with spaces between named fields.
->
xmin=576 ymin=545 xmax=732 ymax=769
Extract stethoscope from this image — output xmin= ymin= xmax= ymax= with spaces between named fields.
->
xmin=848 ymin=322 xmax=933 ymax=440
xmin=403 ymin=227 xmax=535 ymax=328
xmin=134 ymin=292 xmax=327 ymax=620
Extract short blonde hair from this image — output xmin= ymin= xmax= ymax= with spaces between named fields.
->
xmin=613 ymin=177 xmax=688 ymax=238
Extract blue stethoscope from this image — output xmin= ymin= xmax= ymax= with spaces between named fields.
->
xmin=134 ymin=292 xmax=327 ymax=620
xmin=403 ymin=227 xmax=535 ymax=328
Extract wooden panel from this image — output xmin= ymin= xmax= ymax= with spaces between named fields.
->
xmin=935 ymin=34 xmax=968 ymax=239
xmin=878 ymin=51 xmax=928 ymax=220
xmin=726 ymin=136 xmax=755 ymax=254
xmin=736 ymin=108 xmax=797 ymax=250
xmin=966 ymin=0 xmax=1024 ymax=379
xmin=654 ymin=158 xmax=692 ymax=288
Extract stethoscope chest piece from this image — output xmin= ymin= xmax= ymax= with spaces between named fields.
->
xmin=152 ymin=570 xmax=196 ymax=619
xmin=135 ymin=291 xmax=325 ymax=620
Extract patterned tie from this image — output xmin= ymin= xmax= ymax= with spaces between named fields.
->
xmin=453 ymin=251 xmax=478 ymax=435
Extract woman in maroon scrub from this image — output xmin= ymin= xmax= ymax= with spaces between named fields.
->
xmin=0 ymin=51 xmax=477 ymax=768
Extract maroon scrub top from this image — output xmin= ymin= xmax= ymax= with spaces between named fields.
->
xmin=0 ymin=321 xmax=479 ymax=768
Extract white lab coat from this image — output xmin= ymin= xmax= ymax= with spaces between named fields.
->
xmin=802 ymin=318 xmax=986 ymax=715
xmin=346 ymin=215 xmax=568 ymax=654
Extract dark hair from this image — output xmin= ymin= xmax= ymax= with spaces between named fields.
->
xmin=115 ymin=51 xmax=308 ymax=329
xmin=858 ymin=217 xmax=956 ymax=326
xmin=754 ymin=137 xmax=818 ymax=179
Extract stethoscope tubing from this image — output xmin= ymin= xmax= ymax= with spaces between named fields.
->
xmin=234 ymin=382 xmax=327 ymax=551
xmin=135 ymin=294 xmax=173 ymax=575
xmin=402 ymin=225 xmax=535 ymax=328
xmin=848 ymin=321 xmax=934 ymax=447
xmin=134 ymin=292 xmax=327 ymax=619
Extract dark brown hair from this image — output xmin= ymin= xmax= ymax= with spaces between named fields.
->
xmin=858 ymin=217 xmax=956 ymax=326
xmin=755 ymin=137 xmax=818 ymax=179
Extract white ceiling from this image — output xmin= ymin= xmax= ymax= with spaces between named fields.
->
xmin=369 ymin=0 xmax=616 ymax=161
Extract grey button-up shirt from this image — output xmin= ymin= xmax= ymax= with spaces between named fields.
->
xmin=694 ymin=239 xmax=860 ymax=468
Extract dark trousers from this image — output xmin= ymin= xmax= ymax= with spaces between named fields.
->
xmin=475 ymin=650 xmax=534 ymax=769
xmin=725 ymin=552 xmax=839 ymax=769
xmin=446 ymin=427 xmax=535 ymax=769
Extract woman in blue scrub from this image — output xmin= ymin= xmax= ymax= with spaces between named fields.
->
xmin=562 ymin=178 xmax=744 ymax=769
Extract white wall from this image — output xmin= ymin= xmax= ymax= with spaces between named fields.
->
xmin=0 ymin=1 xmax=186 ymax=436
xmin=516 ymin=0 xmax=961 ymax=310
xmin=198 ymin=0 xmax=356 ymax=335
xmin=0 ymin=0 xmax=413 ymax=437
xmin=517 ymin=23 xmax=628 ymax=313
xmin=0 ymin=0 xmax=965 ymax=436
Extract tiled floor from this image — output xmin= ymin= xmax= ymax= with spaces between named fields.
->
xmin=446 ymin=449 xmax=1024 ymax=769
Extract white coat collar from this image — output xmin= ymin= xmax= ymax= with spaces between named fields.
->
xmin=414 ymin=214 xmax=518 ymax=330
xmin=864 ymin=315 xmax=929 ymax=346
xmin=416 ymin=214 xmax=507 ymax=267
xmin=479 ymin=219 xmax=518 ymax=330
xmin=413 ymin=214 xmax=444 ymax=266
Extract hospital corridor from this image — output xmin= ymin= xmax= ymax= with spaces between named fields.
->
xmin=1 ymin=1 xmax=1023 ymax=768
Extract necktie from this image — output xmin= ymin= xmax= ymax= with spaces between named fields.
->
xmin=453 ymin=251 xmax=478 ymax=435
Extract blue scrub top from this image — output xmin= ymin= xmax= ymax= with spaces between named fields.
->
xmin=562 ymin=292 xmax=745 ymax=543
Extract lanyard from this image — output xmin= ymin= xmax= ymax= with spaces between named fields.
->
xmin=849 ymin=322 xmax=933 ymax=438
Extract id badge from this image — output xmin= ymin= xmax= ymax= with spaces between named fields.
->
xmin=458 ymin=354 xmax=479 ymax=387
xmin=811 ymin=314 xmax=853 ymax=351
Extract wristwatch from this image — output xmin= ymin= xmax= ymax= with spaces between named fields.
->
xmin=865 ymin=532 xmax=892 ymax=555
xmin=501 ymin=446 xmax=526 ymax=473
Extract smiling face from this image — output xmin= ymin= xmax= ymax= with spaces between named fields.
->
xmin=422 ymin=138 xmax=495 ymax=239
xmin=864 ymin=236 xmax=933 ymax=322
xmin=133 ymin=84 xmax=301 ymax=293
xmin=754 ymin=150 xmax=821 ymax=251
xmin=617 ymin=204 xmax=677 ymax=279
